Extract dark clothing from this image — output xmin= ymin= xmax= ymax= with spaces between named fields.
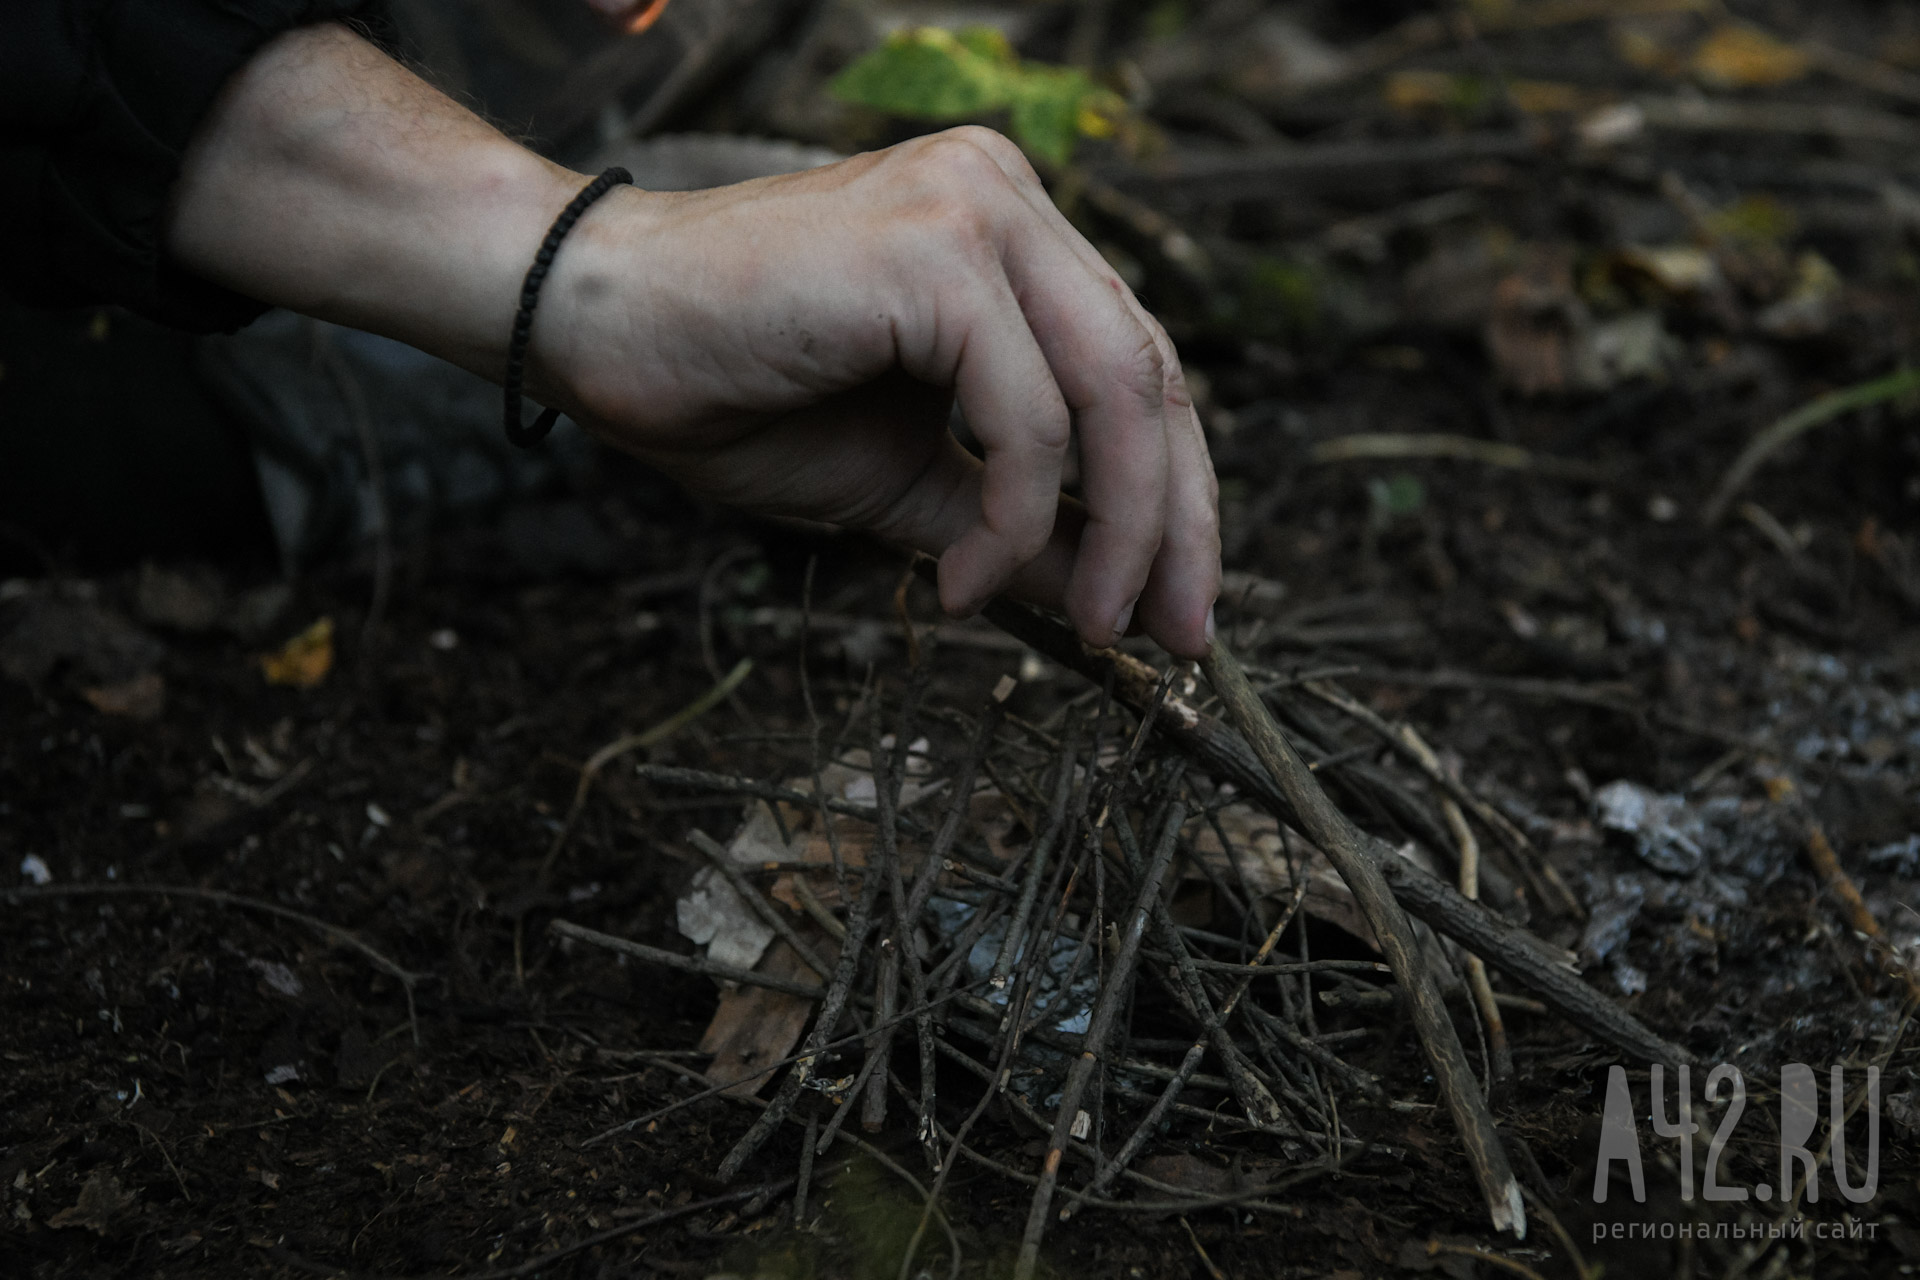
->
xmin=0 ymin=0 xmax=380 ymax=332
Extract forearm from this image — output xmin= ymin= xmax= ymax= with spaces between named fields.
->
xmin=162 ymin=22 xmax=1220 ymax=655
xmin=165 ymin=23 xmax=588 ymax=382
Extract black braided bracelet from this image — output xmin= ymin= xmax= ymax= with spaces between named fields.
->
xmin=502 ymin=166 xmax=634 ymax=449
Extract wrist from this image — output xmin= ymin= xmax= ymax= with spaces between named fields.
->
xmin=166 ymin=23 xmax=588 ymax=378
xmin=516 ymin=183 xmax=668 ymax=433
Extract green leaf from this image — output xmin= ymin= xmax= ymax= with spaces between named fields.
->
xmin=1008 ymin=67 xmax=1097 ymax=166
xmin=830 ymin=25 xmax=1121 ymax=164
xmin=953 ymin=25 xmax=1016 ymax=64
xmin=830 ymin=27 xmax=1015 ymax=120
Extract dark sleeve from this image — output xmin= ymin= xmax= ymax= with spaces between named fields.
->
xmin=0 ymin=0 xmax=386 ymax=332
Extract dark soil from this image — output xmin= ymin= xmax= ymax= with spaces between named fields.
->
xmin=7 ymin=1 xmax=1920 ymax=1277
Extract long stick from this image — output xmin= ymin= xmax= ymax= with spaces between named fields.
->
xmin=1203 ymin=639 xmax=1524 ymax=1237
xmin=955 ymin=588 xmax=1691 ymax=1069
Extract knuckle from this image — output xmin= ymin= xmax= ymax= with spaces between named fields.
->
xmin=945 ymin=125 xmax=1031 ymax=173
xmin=1029 ymin=406 xmax=1072 ymax=455
xmin=896 ymin=184 xmax=996 ymax=261
xmin=1113 ymin=333 xmax=1167 ymax=405
xmin=912 ymin=130 xmax=1014 ymax=190
xmin=1007 ymin=521 xmax=1052 ymax=564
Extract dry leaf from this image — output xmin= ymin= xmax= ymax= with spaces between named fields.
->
xmin=1611 ymin=19 xmax=1690 ymax=76
xmin=1135 ymin=1152 xmax=1238 ymax=1197
xmin=697 ymin=938 xmax=833 ymax=1097
xmin=47 ymin=1170 xmax=136 ymax=1235
xmin=1692 ymin=23 xmax=1809 ymax=89
xmin=1383 ymin=70 xmax=1470 ymax=113
xmin=1756 ymin=250 xmax=1842 ymax=338
xmin=82 ymin=671 xmax=165 ymax=720
xmin=260 ymin=617 xmax=333 ymax=688
xmin=1616 ymin=244 xmax=1721 ymax=294
xmin=1579 ymin=101 xmax=1646 ymax=147
xmin=1188 ymin=804 xmax=1457 ymax=981
xmin=1485 ymin=245 xmax=1582 ymax=395
xmin=1505 ymin=80 xmax=1591 ymax=114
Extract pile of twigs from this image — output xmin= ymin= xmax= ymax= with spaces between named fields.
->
xmin=556 ymin=594 xmax=1691 ymax=1277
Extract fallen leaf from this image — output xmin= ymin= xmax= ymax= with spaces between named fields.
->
xmin=1756 ymin=250 xmax=1842 ymax=338
xmin=47 ymin=1170 xmax=136 ymax=1235
xmin=1616 ymin=244 xmax=1721 ymax=294
xmin=1189 ymin=805 xmax=1456 ymax=979
xmin=1612 ymin=19 xmax=1689 ymax=76
xmin=830 ymin=26 xmax=1124 ymax=165
xmin=82 ymin=671 xmax=165 ymax=720
xmin=1485 ymin=245 xmax=1583 ymax=395
xmin=1706 ymin=194 xmax=1798 ymax=248
xmin=1136 ymin=1152 xmax=1238 ymax=1196
xmin=1574 ymin=311 xmax=1677 ymax=389
xmin=1384 ymin=70 xmax=1483 ymax=115
xmin=698 ymin=938 xmax=833 ymax=1097
xmin=260 ymin=617 xmax=333 ymax=688
xmin=1505 ymin=79 xmax=1592 ymax=114
xmin=1579 ymin=101 xmax=1646 ymax=147
xmin=1692 ymin=23 xmax=1809 ymax=89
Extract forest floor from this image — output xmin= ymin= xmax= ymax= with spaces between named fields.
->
xmin=6 ymin=1 xmax=1920 ymax=1277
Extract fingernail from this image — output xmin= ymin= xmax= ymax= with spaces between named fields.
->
xmin=1204 ymin=604 xmax=1217 ymax=645
xmin=1112 ymin=598 xmax=1136 ymax=644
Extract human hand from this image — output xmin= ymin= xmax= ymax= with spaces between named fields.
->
xmin=532 ymin=128 xmax=1220 ymax=656
xmin=166 ymin=28 xmax=1219 ymax=656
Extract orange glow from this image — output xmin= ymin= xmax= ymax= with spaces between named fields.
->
xmin=624 ymin=0 xmax=671 ymax=34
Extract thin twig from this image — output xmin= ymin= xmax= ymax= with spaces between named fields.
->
xmin=953 ymin=588 xmax=1690 ymax=1067
xmin=1706 ymin=367 xmax=1920 ymax=524
xmin=687 ymin=830 xmax=834 ymax=980
xmin=908 ymin=691 xmax=1008 ymax=1159
xmin=632 ymin=764 xmax=934 ymax=837
xmin=313 ymin=327 xmax=392 ymax=679
xmin=1302 ymin=680 xmax=1580 ymax=917
xmin=541 ymin=658 xmax=753 ymax=877
xmin=1011 ymin=799 xmax=1183 ymax=1280
xmin=1309 ymin=431 xmax=1607 ymax=481
xmin=990 ymin=722 xmax=1082 ymax=991
xmin=1201 ymin=640 xmax=1525 ymax=1237
xmin=1074 ymin=879 xmax=1309 ymax=1210
xmin=1110 ymin=804 xmax=1290 ymax=1130
xmin=578 ymin=981 xmax=987 ymax=1149
xmin=699 ymin=544 xmax=762 ymax=729
xmin=549 ymin=919 xmax=826 ymax=997
xmin=1443 ymin=792 xmax=1515 ymax=1093
xmin=794 ymin=1113 xmax=818 ymax=1226
xmin=1804 ymin=823 xmax=1920 ymax=1002
xmin=715 ymin=731 xmax=893 ymax=1181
